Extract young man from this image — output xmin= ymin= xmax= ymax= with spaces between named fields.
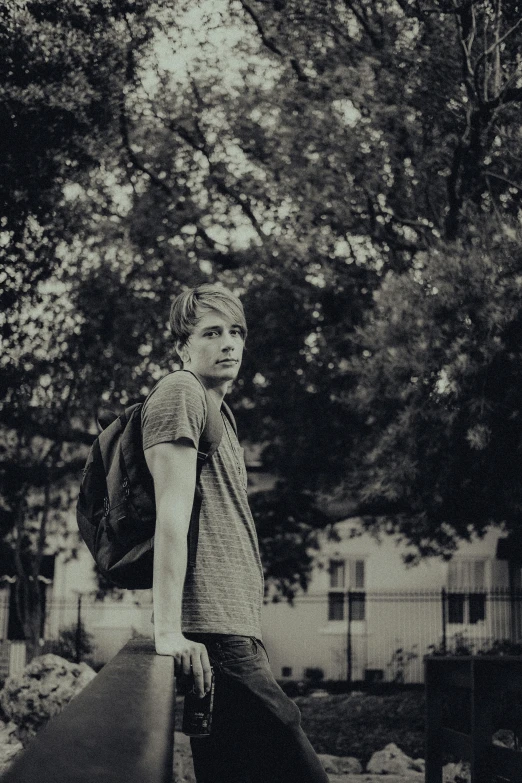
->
xmin=142 ymin=284 xmax=328 ymax=783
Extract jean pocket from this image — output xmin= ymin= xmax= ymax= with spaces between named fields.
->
xmin=256 ymin=638 xmax=269 ymax=662
xmin=218 ymin=637 xmax=259 ymax=665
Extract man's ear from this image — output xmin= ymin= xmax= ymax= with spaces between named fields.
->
xmin=176 ymin=340 xmax=189 ymax=364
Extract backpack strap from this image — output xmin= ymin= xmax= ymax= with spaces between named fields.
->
xmin=221 ymin=400 xmax=237 ymax=436
xmin=178 ymin=370 xmax=227 ymax=569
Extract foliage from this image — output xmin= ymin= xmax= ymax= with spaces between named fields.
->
xmin=174 ymin=689 xmax=425 ymax=760
xmin=350 ymin=227 xmax=522 ymax=557
xmin=46 ymin=620 xmax=94 ymax=664
xmin=387 ymin=646 xmax=419 ymax=684
xmin=303 ymin=667 xmax=325 ymax=684
xmin=252 ymin=487 xmax=330 ymax=600
xmin=296 ymin=690 xmax=425 ymax=762
xmin=0 ymin=0 xmax=158 ymax=652
xmin=428 ymin=634 xmax=522 ymax=657
xmin=2 ymin=0 xmax=522 ymax=631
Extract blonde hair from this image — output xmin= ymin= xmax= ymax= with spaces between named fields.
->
xmin=169 ymin=284 xmax=247 ymax=355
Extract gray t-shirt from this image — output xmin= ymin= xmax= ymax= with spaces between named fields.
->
xmin=141 ymin=371 xmax=264 ymax=639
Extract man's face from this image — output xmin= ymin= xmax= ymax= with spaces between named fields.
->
xmin=180 ymin=308 xmax=245 ymax=386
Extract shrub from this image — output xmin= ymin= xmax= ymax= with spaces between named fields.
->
xmin=46 ymin=621 xmax=94 ymax=664
xmin=304 ymin=667 xmax=324 ymax=684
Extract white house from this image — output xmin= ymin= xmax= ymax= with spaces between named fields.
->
xmin=39 ymin=514 xmax=518 ymax=685
xmin=5 ymin=437 xmax=518 ymax=683
xmin=261 ymin=520 xmax=518 ymax=684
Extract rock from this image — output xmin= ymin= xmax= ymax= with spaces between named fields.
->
xmin=173 ymin=732 xmax=195 ymax=783
xmin=0 ymin=654 xmax=96 ymax=741
xmin=0 ymin=740 xmax=23 ymax=775
xmin=318 ymin=752 xmax=363 ymax=774
xmin=0 ymin=719 xmax=23 ymax=775
xmin=443 ymin=761 xmax=471 ymax=783
xmin=366 ymin=742 xmax=419 ymax=774
xmin=411 ymin=757 xmax=426 ymax=772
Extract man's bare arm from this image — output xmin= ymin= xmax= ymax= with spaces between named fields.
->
xmin=145 ymin=440 xmax=212 ymax=696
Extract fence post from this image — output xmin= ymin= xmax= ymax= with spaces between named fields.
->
xmin=441 ymin=588 xmax=447 ymax=654
xmin=75 ymin=594 xmax=82 ymax=664
xmin=346 ymin=590 xmax=352 ymax=684
xmin=508 ymin=575 xmax=517 ymax=644
xmin=425 ymin=658 xmax=443 ymax=783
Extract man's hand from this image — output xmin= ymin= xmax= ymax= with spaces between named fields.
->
xmin=156 ymin=632 xmax=212 ymax=698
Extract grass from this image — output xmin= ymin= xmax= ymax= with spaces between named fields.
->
xmin=175 ymin=689 xmax=426 ymax=766
xmin=296 ymin=691 xmax=426 ymax=764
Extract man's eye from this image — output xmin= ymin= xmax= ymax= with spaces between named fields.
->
xmin=205 ymin=331 xmax=218 ymax=337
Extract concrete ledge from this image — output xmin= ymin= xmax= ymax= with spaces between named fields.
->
xmin=0 ymin=639 xmax=176 ymax=783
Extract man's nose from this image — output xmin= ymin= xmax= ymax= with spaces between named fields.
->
xmin=221 ymin=332 xmax=235 ymax=351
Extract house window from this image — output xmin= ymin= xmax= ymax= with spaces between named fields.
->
xmin=281 ymin=666 xmax=292 ymax=677
xmin=469 ymin=593 xmax=486 ymax=624
xmin=448 ymin=559 xmax=486 ymax=590
xmin=350 ymin=592 xmax=366 ymax=622
xmin=353 ymin=560 xmax=365 ymax=589
xmin=329 ymin=560 xmax=345 ymax=589
xmin=328 ymin=558 xmax=366 ymax=622
xmin=447 ymin=559 xmax=488 ymax=624
xmin=328 ymin=592 xmax=345 ymax=621
xmin=448 ymin=593 xmax=465 ymax=624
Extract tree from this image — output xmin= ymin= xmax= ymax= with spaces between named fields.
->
xmin=0 ymin=0 xmax=159 ymax=657
xmin=348 ymin=223 xmax=522 ymax=559
xmin=3 ymin=0 xmax=522 ymax=635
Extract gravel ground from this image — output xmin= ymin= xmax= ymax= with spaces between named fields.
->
xmin=172 ymin=732 xmax=426 ymax=783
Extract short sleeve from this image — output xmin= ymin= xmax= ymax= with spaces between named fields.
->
xmin=141 ymin=371 xmax=207 ymax=451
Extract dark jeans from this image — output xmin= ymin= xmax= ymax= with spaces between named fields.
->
xmin=185 ymin=634 xmax=329 ymax=783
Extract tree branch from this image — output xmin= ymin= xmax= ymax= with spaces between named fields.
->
xmin=238 ymin=0 xmax=309 ymax=82
xmin=342 ymin=0 xmax=383 ymax=49
xmin=416 ymin=0 xmax=482 ymax=15
xmin=120 ymin=104 xmax=175 ymax=198
xmin=474 ymin=17 xmax=522 ymax=77
xmin=485 ymin=171 xmax=522 ymax=192
xmin=166 ymin=119 xmax=268 ymax=249
xmin=486 ymin=83 xmax=522 ymax=110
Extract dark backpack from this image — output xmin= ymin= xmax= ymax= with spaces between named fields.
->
xmin=76 ymin=370 xmax=233 ymax=589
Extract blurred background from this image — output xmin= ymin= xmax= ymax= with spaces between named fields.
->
xmin=2 ymin=0 xmax=522 ymax=682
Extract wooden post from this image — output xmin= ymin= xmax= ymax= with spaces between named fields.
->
xmin=471 ymin=658 xmax=494 ymax=783
xmin=441 ymin=588 xmax=447 ymax=654
xmin=425 ymin=658 xmax=443 ymax=783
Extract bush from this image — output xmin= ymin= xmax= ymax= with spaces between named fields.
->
xmin=278 ymin=680 xmax=312 ymax=697
xmin=46 ymin=621 xmax=94 ymax=664
xmin=304 ymin=667 xmax=324 ymax=684
xmin=298 ymin=691 xmax=425 ymax=763
xmin=428 ymin=635 xmax=522 ymax=657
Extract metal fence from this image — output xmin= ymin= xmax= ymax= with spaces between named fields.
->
xmin=261 ymin=588 xmax=522 ymax=684
xmin=41 ymin=595 xmax=154 ymax=666
xmin=0 ymin=593 xmax=154 ymax=677
xmin=1 ymin=588 xmax=522 ymax=682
